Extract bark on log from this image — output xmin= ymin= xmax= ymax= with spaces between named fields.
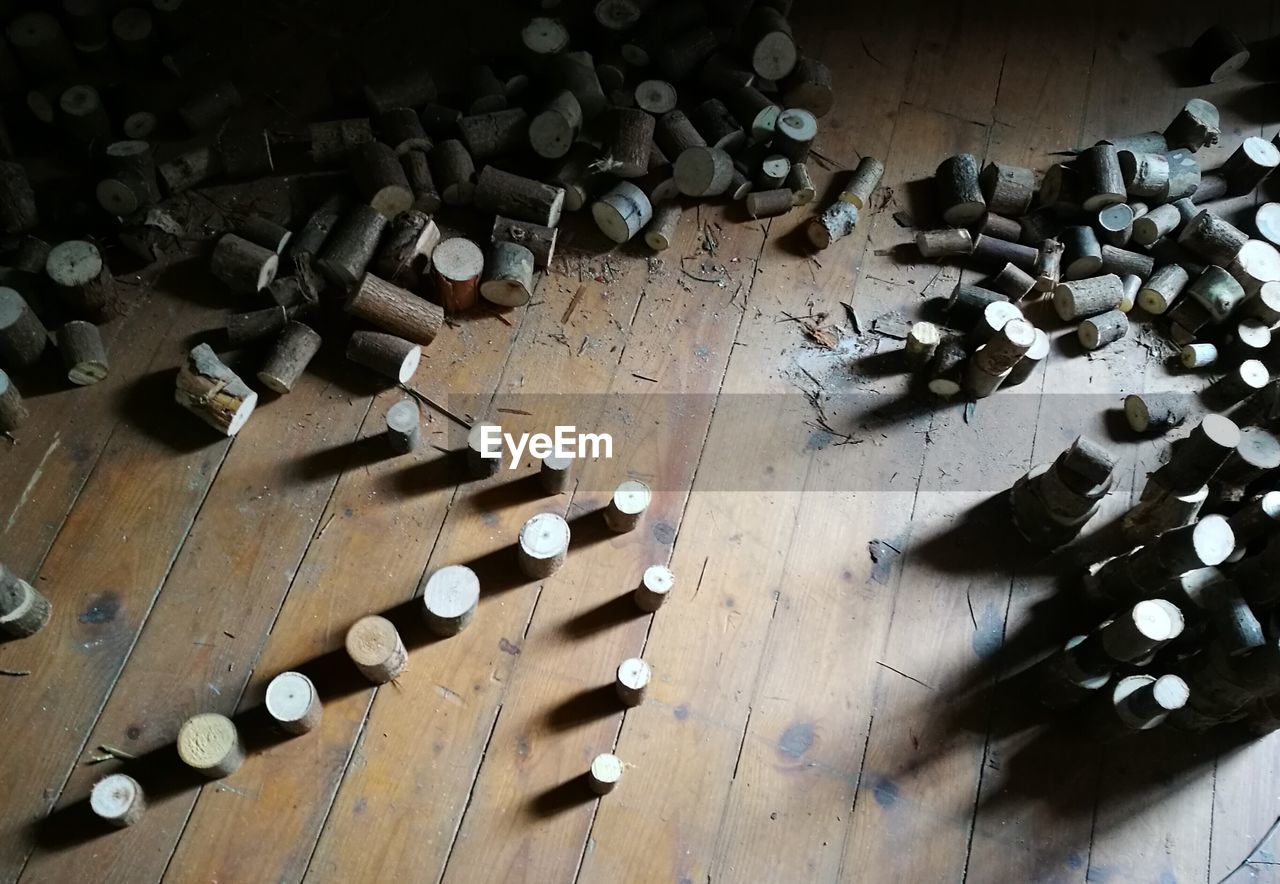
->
xmin=474 ymin=165 xmax=565 ymax=227
xmin=991 ymin=262 xmax=1036 ymax=300
xmin=1132 ymin=203 xmax=1182 ymax=246
xmin=725 ymin=85 xmax=780 ymax=143
xmin=948 ymin=283 xmax=1009 ymax=319
xmin=926 ymin=337 xmax=967 ymax=397
xmin=656 ymin=109 xmax=707 ymax=159
xmin=936 ymin=154 xmax=985 ymax=226
xmin=1187 ymin=264 xmax=1246 ymax=322
xmin=786 ymin=162 xmax=815 ymax=204
xmin=1242 ymin=281 xmax=1280 ymax=325
xmin=1227 ymin=240 xmax=1280 ymax=297
xmin=1119 ymin=150 xmax=1170 ymax=199
xmin=46 ymin=240 xmax=119 ymax=319
xmin=1137 ymin=264 xmax=1190 ymax=314
xmin=972 ymin=234 xmax=1038 ymax=271
xmin=1191 ymin=25 xmax=1251 ymax=84
xmin=400 ymin=148 xmax=442 ymax=215
xmin=352 ymin=141 xmax=413 ymax=217
xmin=1164 ymin=98 xmax=1220 ymax=150
xmin=744 ymin=5 xmax=796 ymax=80
xmin=492 ymin=215 xmax=557 ymax=269
xmin=458 ymin=108 xmax=529 ymax=161
xmin=1062 ymin=225 xmax=1103 ymax=278
xmin=0 ymin=287 xmax=47 ymax=369
xmin=347 ymin=330 xmax=421 ymax=383
xmin=237 ymin=216 xmax=291 ymax=255
xmin=756 ymin=154 xmax=790 ymax=189
xmin=1222 ymin=136 xmax=1279 ymax=195
xmin=980 ymin=162 xmax=1034 ymax=217
xmin=421 ymin=565 xmax=480 ymax=637
xmin=157 ymin=145 xmax=221 ymax=193
xmin=175 ymin=344 xmax=257 ymax=436
xmin=904 ymin=321 xmax=940 ymax=367
xmin=257 ymin=321 xmax=320 ymax=393
xmin=1079 ymin=310 xmax=1129 ymax=351
xmin=309 ymin=118 xmax=375 ymax=166
xmin=979 ymin=212 xmax=1023 ymax=242
xmin=319 ymin=205 xmax=388 ymax=290
xmin=746 ymin=188 xmax=794 ymax=219
xmin=529 ymin=90 xmax=582 ymax=160
xmin=518 ymin=512 xmax=571 ymax=578
xmin=370 ymin=210 xmax=439 ymax=291
xmin=374 ymin=107 xmax=431 ymax=155
xmin=552 ymin=51 xmax=607 ymax=119
xmin=432 ymin=237 xmax=485 ymax=313
xmin=90 ymin=774 xmax=145 ymax=827
xmin=57 ymin=320 xmax=107 ymax=385
xmin=346 ymin=273 xmax=444 ymax=345
xmin=593 ymin=181 xmax=654 ymax=242
xmin=0 ymin=564 xmax=50 ymax=636
xmin=1096 ymin=203 xmax=1134 ymax=248
xmin=385 ymin=396 xmax=420 ymax=453
xmin=0 ymin=368 xmax=29 ymax=432
xmin=345 ymin=615 xmax=408 ymax=683
xmin=429 ymin=139 xmax=477 ymax=206
xmin=674 ymin=146 xmax=734 ymax=197
xmin=1099 ymin=244 xmax=1154 ymax=280
xmin=211 ymin=233 xmax=278 ymax=293
xmin=225 ymin=306 xmax=286 ymax=347
xmin=615 ymin=657 xmax=651 ymax=706
xmin=96 ymin=140 xmax=159 ymax=216
xmin=1004 ymin=328 xmax=1050 ymax=387
xmin=916 ymin=228 xmax=973 ymax=258
xmin=1035 ymin=239 xmax=1064 ymax=292
xmin=589 ymin=754 xmax=622 ymax=795
xmin=605 ymin=108 xmax=655 ymax=178
xmin=0 ymin=161 xmax=37 ymax=233
xmin=781 ymin=56 xmax=832 ymax=117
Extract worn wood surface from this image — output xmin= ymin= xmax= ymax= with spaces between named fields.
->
xmin=3 ymin=3 xmax=1280 ymax=884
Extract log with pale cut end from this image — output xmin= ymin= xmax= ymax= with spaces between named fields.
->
xmin=926 ymin=338 xmax=967 ymax=398
xmin=1190 ymin=24 xmax=1250 ymax=83
xmin=431 ymin=237 xmax=485 ymax=314
xmin=179 ymin=80 xmax=240 ymax=132
xmin=1153 ymin=414 xmax=1239 ymax=495
xmin=480 ymin=241 xmax=535 ymax=308
xmin=1229 ymin=492 xmax=1280 ymax=547
xmin=991 ymin=262 xmax=1036 ymax=300
xmin=458 ymin=108 xmax=529 ymax=161
xmin=1227 ymin=240 xmax=1280 ymax=297
xmin=772 ymin=108 xmax=816 ymax=164
xmin=979 ymin=212 xmax=1022 ymax=243
xmin=1222 ymin=136 xmax=1280 ymax=196
xmin=1123 ymin=481 xmax=1208 ymax=539
xmin=969 ymin=301 xmax=1022 ymax=347
xmin=401 ymin=149 xmax=442 ymax=215
xmin=177 ymin=713 xmax=244 ymax=778
xmin=319 ymin=205 xmax=388 ymax=289
xmin=1060 ymin=225 xmax=1102 ymax=279
xmin=58 ymin=84 xmax=110 ymax=146
xmin=90 ymin=773 xmax=145 ymax=827
xmin=1095 ymin=203 xmax=1133 ymax=248
xmin=1124 ymin=392 xmax=1189 ymax=435
xmin=528 ymin=90 xmax=582 ymax=160
xmin=521 ymin=16 xmax=570 ymax=62
xmin=0 ymin=287 xmax=47 ymax=369
xmin=948 ymin=283 xmax=1008 ymax=320
xmin=345 ymin=615 xmax=408 ymax=684
xmin=1164 ymin=98 xmax=1220 ymax=151
xmin=744 ymin=5 xmax=796 ymax=80
xmin=0 ymin=161 xmax=37 ymax=234
xmin=904 ymin=322 xmax=941 ymax=367
xmin=1098 ymin=600 xmax=1184 ymax=663
xmin=1158 ymin=516 xmax=1236 ymax=573
xmin=1187 ymin=264 xmax=1246 ymax=322
xmin=421 ymin=564 xmax=480 ymax=637
xmin=474 ymin=165 xmax=564 ymax=228
xmin=257 ymin=321 xmax=321 ymax=394
xmin=745 ymin=187 xmax=794 ymax=219
xmin=635 ymin=80 xmax=677 ymax=116
xmin=592 ymin=181 xmax=654 ymax=244
xmin=605 ymin=479 xmax=651 ymax=533
xmin=589 ymin=753 xmax=623 ymax=795
xmin=348 ymin=331 xmax=421 ymax=384
xmin=785 ymin=162 xmax=815 ymax=205
xmin=1256 ymin=203 xmax=1280 ymax=249
xmin=363 ymin=67 xmax=436 ymax=116
xmin=467 ymin=421 xmax=502 ymax=478
xmin=916 ymin=228 xmax=973 ymax=258
xmin=57 ymin=321 xmax=107 ymax=386
xmin=1118 ymin=273 xmax=1141 ymax=312
xmin=1243 ymin=281 xmax=1280 ymax=325
xmin=971 ymin=234 xmax=1038 ymax=272
xmin=539 ymin=455 xmax=573 ymax=495
xmin=643 ymin=202 xmax=682 ymax=251
xmin=309 ymin=118 xmax=375 ymax=166
xmin=1118 ymin=150 xmax=1169 ymax=199
xmin=1120 ymin=675 xmax=1189 ymax=729
xmin=756 ymin=154 xmax=790 ymax=190
xmin=980 ymin=162 xmax=1034 ymax=217
xmin=0 ymin=564 xmax=50 ymax=636
xmin=122 ymin=111 xmax=158 ymax=140
xmin=346 ymin=273 xmax=444 ymax=346
xmin=352 ymin=141 xmax=413 ymax=217
xmin=211 ymin=233 xmax=278 ymax=294
xmin=725 ymin=85 xmax=780 ymax=143
xmin=175 ymin=344 xmax=257 ymax=436
xmin=46 ymin=239 xmax=118 ymax=319
xmin=237 ymin=217 xmax=291 ymax=255
xmin=604 ymin=108 xmax=654 ymax=179
xmin=96 ymin=140 xmax=160 ymax=216
xmin=973 ymin=317 xmax=1035 ymax=375
xmin=374 ymin=108 xmax=431 ymax=156
xmin=690 ymin=98 xmax=743 ymax=152
xmin=385 ymin=397 xmax=420 ymax=453
xmin=465 ymin=64 xmax=507 ymax=115
xmin=806 ymin=200 xmax=858 ymax=250
xmin=1004 ymin=328 xmax=1050 ymax=388
xmin=936 ymin=154 xmax=984 ymax=226
xmin=492 ymin=216 xmax=557 ymax=269
xmin=615 ymin=656 xmax=651 ymax=706
xmin=549 ymin=148 xmax=595 ymax=213
xmin=519 ymin=512 xmax=571 ymax=578
xmin=673 ymin=146 xmax=734 ymax=199
xmin=1179 ymin=209 xmax=1248 ymax=267
xmin=1099 ymin=244 xmax=1153 ymax=280
xmin=1053 ymin=274 xmax=1123 ymax=321
xmin=265 ymin=671 xmax=322 ymax=735
xmin=1228 ymin=319 xmax=1272 ymax=363
xmin=7 ymin=12 xmax=75 ymax=77
xmin=1078 ymin=310 xmax=1129 ymax=351
xmin=0 ymin=369 xmax=28 ymax=432
xmin=157 ymin=145 xmax=221 ymax=193
xmin=370 ymin=210 xmax=439 ymax=291
xmin=634 ymin=564 xmax=674 ymax=613
xmin=1136 ymin=264 xmax=1189 ymax=315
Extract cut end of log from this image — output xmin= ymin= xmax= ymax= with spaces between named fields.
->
xmin=636 ymin=564 xmax=674 ymax=612
xmin=90 ymin=773 xmax=144 ymax=827
xmin=605 ymin=479 xmax=651 ymax=532
xmin=589 ymin=753 xmax=623 ymax=794
xmin=422 ymin=564 xmax=481 ymax=636
xmin=265 ymin=671 xmax=321 ymax=733
xmin=345 ymin=614 xmax=408 ymax=683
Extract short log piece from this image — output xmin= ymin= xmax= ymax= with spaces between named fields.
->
xmin=370 ymin=210 xmax=439 ymax=291
xmin=480 ymin=241 xmax=535 ymax=308
xmin=385 ymin=397 xmax=420 ymax=453
xmin=211 ymin=233 xmax=278 ymax=294
xmin=177 ymin=713 xmax=244 ymax=778
xmin=345 ymin=615 xmax=408 ymax=683
xmin=265 ymin=671 xmax=322 ymax=735
xmin=0 ymin=564 xmax=51 ymax=636
xmin=175 ymin=343 xmax=257 ymax=436
xmin=347 ymin=330 xmax=421 ymax=383
xmin=1079 ymin=310 xmax=1129 ymax=351
xmin=430 ymin=140 xmax=477 ymax=206
xmin=421 ymin=564 xmax=480 ymax=637
xmin=615 ymin=657 xmax=651 ymax=706
xmin=57 ymin=320 xmax=107 ymax=385
xmin=605 ymin=479 xmax=651 ymax=532
xmin=90 ymin=774 xmax=145 ymax=828
xmin=0 ymin=369 xmax=29 ymax=432
xmin=635 ymin=564 xmax=673 ymax=612
xmin=257 ymin=321 xmax=321 ymax=394
xmin=519 ymin=512 xmax=571 ymax=578
xmin=319 ymin=205 xmax=388 ymax=290
xmin=0 ymin=287 xmax=47 ymax=369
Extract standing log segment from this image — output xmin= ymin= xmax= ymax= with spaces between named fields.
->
xmin=540 ymin=455 xmax=573 ymax=495
xmin=1054 ymin=274 xmax=1124 ymax=321
xmin=1077 ymin=144 xmax=1126 ymax=211
xmin=0 ymin=161 xmax=37 ymax=233
xmin=936 ymin=154 xmax=985 ymax=226
xmin=345 ymin=615 xmax=408 ymax=684
xmin=175 ymin=344 xmax=257 ymax=436
xmin=633 ymin=563 xmax=675 ymax=613
xmin=90 ymin=774 xmax=145 ymax=828
xmin=352 ymin=141 xmax=413 ymax=217
xmin=467 ymin=422 xmax=502 ymax=478
xmin=1164 ymin=98 xmax=1221 ymax=151
xmin=782 ymin=56 xmax=833 ymax=117
xmin=744 ymin=5 xmax=796 ymax=79
xmin=1256 ymin=203 xmax=1280 ymax=248
xmin=981 ymin=162 xmax=1035 ymax=217
xmin=319 ymin=205 xmax=387 ymax=289
xmin=519 ymin=512 xmax=571 ymax=578
xmin=46 ymin=240 xmax=117 ymax=318
xmin=1004 ymin=328 xmax=1050 ymax=387
xmin=593 ymin=181 xmax=654 ymax=243
xmin=690 ymin=99 xmax=744 ymax=152
xmin=177 ymin=713 xmax=244 ymax=778
xmin=421 ymin=564 xmax=481 ymax=637
xmin=773 ymin=108 xmax=817 ymax=163
xmin=0 ymin=564 xmax=51 ymax=636
xmin=615 ymin=657 xmax=651 ymax=706
xmin=265 ymin=672 xmax=322 ymax=735
xmin=1243 ymin=281 xmax=1280 ymax=325
xmin=226 ymin=307 xmax=286 ymax=347
xmin=605 ymin=479 xmax=651 ymax=532
xmin=0 ymin=369 xmax=29 ymax=432
xmin=589 ymin=754 xmax=623 ymax=795
xmin=429 ymin=237 xmax=485 ymax=314
xmin=257 ymin=321 xmax=321 ymax=394
xmin=0 ymin=287 xmax=47 ymax=369
xmin=1096 ymin=204 xmax=1134 ymax=248
xmin=674 ymin=146 xmax=734 ymax=198
xmin=970 ymin=301 xmax=1022 ymax=347
xmin=480 ymin=241 xmax=535 ymax=308
xmin=370 ymin=210 xmax=439 ymax=291
xmin=1061 ymin=225 xmax=1103 ymax=279
xmin=475 ymin=166 xmax=564 ymax=228
xmin=58 ymin=85 xmax=110 ymax=145
xmin=385 ymin=397 xmax=420 ymax=453
xmin=521 ymin=16 xmax=570 ymax=62
xmin=430 ymin=140 xmax=477 ymax=206
xmin=211 ymin=233 xmax=278 ymax=294
xmin=57 ymin=321 xmax=107 ymax=385
xmin=346 ymin=273 xmax=444 ymax=346
xmin=347 ymin=331 xmax=421 ymax=383
xmin=1034 ymin=239 xmax=1064 ymax=292
xmin=96 ymin=140 xmax=159 ymax=216
xmin=458 ymin=108 xmax=529 ymax=161
xmin=6 ymin=12 xmax=76 ymax=78
xmin=926 ymin=338 xmax=968 ymax=397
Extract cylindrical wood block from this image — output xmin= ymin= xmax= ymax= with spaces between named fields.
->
xmin=1078 ymin=144 xmax=1126 ymax=211
xmin=57 ymin=84 xmax=110 ymax=145
xmin=656 ymin=109 xmax=706 ymax=160
xmin=615 ymin=657 xmax=651 ymax=707
xmin=370 ymin=210 xmax=438 ymax=291
xmin=1099 ymin=600 xmax=1183 ymax=662
xmin=673 ymin=146 xmax=734 ymax=198
xmin=45 ymin=239 xmax=116 ymax=319
xmin=936 ymin=154 xmax=985 ymax=226
xmin=1137 ymin=264 xmax=1189 ymax=315
xmin=552 ymin=51 xmax=607 ymax=120
xmin=1242 ymin=281 xmax=1280 ymax=326
xmin=948 ymin=283 xmax=1008 ymax=320
xmin=635 ymin=564 xmax=673 ymax=613
xmin=1079 ymin=310 xmax=1129 ymax=351
xmin=257 ymin=321 xmax=321 ymax=394
xmin=175 ymin=344 xmax=257 ymax=436
xmin=179 ymin=81 xmax=240 ymax=133
xmin=991 ymin=263 xmax=1036 ymax=301
xmin=177 ymin=713 xmax=244 ymax=778
xmin=1119 ymin=151 xmax=1169 ymax=199
xmin=211 ymin=233 xmax=278 ymax=294
xmin=781 ymin=56 xmax=832 ymax=116
xmin=1061 ymin=225 xmax=1102 ymax=279
xmin=904 ymin=322 xmax=941 ymax=368
xmin=1179 ymin=209 xmax=1248 ymax=266
xmin=971 ymin=235 xmax=1038 ymax=271
xmin=352 ymin=141 xmax=413 ymax=218
xmin=689 ymin=98 xmax=742 ymax=152
xmin=1228 ymin=240 xmax=1280 ymax=298
xmin=157 ymin=146 xmax=221 ymax=193
xmin=1003 ymin=328 xmax=1050 ymax=388
xmin=429 ymin=140 xmax=476 ymax=206
xmin=807 ymin=201 xmax=859 ymax=250
xmin=744 ymin=4 xmax=796 ymax=79
xmin=0 ymin=287 xmax=47 ymax=369
xmin=745 ymin=188 xmax=793 ymax=219
xmin=969 ymin=301 xmax=1022 ymax=348
xmin=90 ymin=774 xmax=145 ymax=828
xmin=605 ymin=480 xmax=651 ymax=532
xmin=973 ymin=317 xmax=1035 ymax=375
xmin=1155 ymin=515 xmax=1236 ymax=573
xmin=1096 ymin=203 xmax=1134 ymax=248
xmin=346 ymin=274 xmax=444 ymax=346
xmin=1187 ymin=265 xmax=1246 ymax=322
xmin=529 ymin=90 xmax=582 ymax=160
xmin=374 ymin=107 xmax=431 ymax=156
xmin=7 ymin=13 xmax=76 ymax=79
xmin=1222 ymin=136 xmax=1279 ymax=195
xmin=589 ymin=753 xmax=622 ymax=795
xmin=1191 ymin=25 xmax=1250 ymax=82
xmin=926 ymin=338 xmax=967 ymax=397
xmin=0 ymin=369 xmax=29 ymax=432
xmin=347 ymin=331 xmax=421 ymax=383
xmin=490 ymin=217 xmax=556 ymax=272
xmin=401 ymin=149 xmax=442 ymax=214
xmin=480 ymin=241 xmax=535 ymax=308
xmin=421 ymin=564 xmax=480 ymax=637
xmin=980 ymin=212 xmax=1024 ymax=243
xmin=1256 ymin=203 xmax=1280 ymax=249
xmin=457 ymin=108 xmax=529 ymax=161
xmin=226 ymin=306 xmax=286 ymax=348
xmin=1124 ymin=393 xmax=1189 ymax=435
xmin=385 ymin=397 xmax=420 ymax=453
xmin=916 ymin=229 xmax=973 ymax=258
xmin=57 ymin=320 xmax=107 ymax=386
xmin=320 ymin=205 xmax=388 ymax=289
xmin=237 ymin=217 xmax=291 ymax=255
xmin=593 ymin=181 xmax=654 ymax=243
xmin=519 ymin=512 xmax=571 ymax=578
xmin=309 ymin=118 xmax=375 ymax=166
xmin=430 ymin=237 xmax=484 ymax=314
xmin=755 ymin=155 xmax=791 ymax=191
xmin=1154 ymin=414 xmax=1239 ymax=494
xmin=0 ymin=564 xmax=50 ymax=636
xmin=604 ymin=108 xmax=654 ymax=179
xmin=1229 ymin=492 xmax=1280 ymax=547
xmin=265 ymin=671 xmax=322 ymax=735
xmin=467 ymin=422 xmax=501 ymax=478
xmin=521 ymin=16 xmax=570 ymax=62
xmin=540 ymin=455 xmax=573 ymax=495
xmin=1053 ymin=274 xmax=1124 ymax=321
xmin=474 ymin=166 xmax=564 ymax=228
xmin=346 ymin=615 xmax=408 ymax=684
xmin=1034 ymin=239 xmax=1064 ymax=292
xmin=1132 ymin=204 xmax=1181 ymax=247
xmin=840 ymin=156 xmax=885 ymax=211
xmin=0 ymin=161 xmax=37 ymax=234
xmin=643 ymin=202 xmax=683 ymax=252
xmin=96 ymin=140 xmax=160 ymax=216
xmin=1119 ymin=273 xmax=1141 ymax=312
xmin=980 ymin=162 xmax=1034 ymax=217
xmin=783 ymin=162 xmax=814 ymax=206
xmin=1164 ymin=98 xmax=1220 ymax=151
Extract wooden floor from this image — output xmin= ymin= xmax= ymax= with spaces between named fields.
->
xmin=4 ymin=2 xmax=1280 ymax=882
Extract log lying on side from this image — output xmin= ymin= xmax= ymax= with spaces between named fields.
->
xmin=474 ymin=165 xmax=565 ymax=227
xmin=1078 ymin=310 xmax=1129 ymax=351
xmin=90 ymin=774 xmax=145 ymax=828
xmin=346 ymin=273 xmax=445 ymax=346
xmin=1 ymin=563 xmax=51 ymax=636
xmin=593 ymin=181 xmax=653 ymax=243
xmin=257 ymin=321 xmax=321 ymax=394
xmin=540 ymin=455 xmax=573 ymax=495
xmin=916 ymin=229 xmax=973 ymax=258
xmin=458 ymin=108 xmax=529 ymax=161
xmin=175 ymin=344 xmax=258 ymax=437
xmin=421 ymin=564 xmax=481 ymax=637
xmin=211 ymin=233 xmax=279 ymax=294
xmin=981 ymin=162 xmax=1034 ymax=217
xmin=401 ymin=149 xmax=442 ymax=214
xmin=57 ymin=321 xmax=108 ymax=385
xmin=0 ymin=287 xmax=47 ymax=369
xmin=1124 ymin=392 xmax=1189 ymax=435
xmin=1137 ymin=264 xmax=1189 ymax=315
xmin=347 ymin=330 xmax=421 ymax=383
xmin=1053 ymin=274 xmax=1124 ymax=321
xmin=157 ymin=145 xmax=222 ymax=194
xmin=1186 ymin=265 xmax=1246 ymax=322
xmin=529 ymin=90 xmax=582 ymax=160
xmin=237 ymin=216 xmax=292 ymax=255
xmin=1221 ymin=136 xmax=1279 ymax=195
xmin=319 ymin=205 xmax=388 ymax=290
xmin=309 ymin=118 xmax=375 ymax=166
xmin=0 ymin=369 xmax=29 ymax=432
xmin=1150 ymin=414 xmax=1240 ymax=496
xmin=493 ymin=215 xmax=557 ymax=269
xmin=227 ymin=306 xmax=287 ymax=348
xmin=177 ymin=713 xmax=244 ymax=778
xmin=1190 ymin=25 xmax=1251 ymax=84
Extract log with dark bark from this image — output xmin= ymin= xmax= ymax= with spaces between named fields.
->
xmin=480 ymin=241 xmax=535 ymax=307
xmin=936 ymin=154 xmax=985 ymax=226
xmin=257 ymin=321 xmax=321 ymax=394
xmin=0 ymin=368 xmax=27 ymax=432
xmin=96 ymin=140 xmax=160 ymax=216
xmin=211 ymin=233 xmax=279 ymax=294
xmin=458 ymin=108 xmax=529 ymax=161
xmin=57 ymin=320 xmax=108 ymax=385
xmin=226 ymin=306 xmax=287 ymax=346
xmin=346 ymin=273 xmax=445 ymax=345
xmin=370 ymin=210 xmax=439 ymax=291
xmin=309 ymin=118 xmax=375 ymax=166
xmin=319 ymin=205 xmax=388 ymax=290
xmin=400 ymin=148 xmax=442 ymax=214
xmin=0 ymin=161 xmax=37 ymax=233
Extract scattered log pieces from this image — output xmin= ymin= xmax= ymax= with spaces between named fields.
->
xmin=916 ymin=228 xmax=973 ymax=258
xmin=0 ymin=287 xmax=46 ymax=369
xmin=1110 ymin=674 xmax=1188 ymax=732
xmin=474 ymin=165 xmax=564 ymax=228
xmin=635 ymin=564 xmax=673 ymax=612
xmin=1187 ymin=265 xmax=1246 ymax=322
xmin=1164 ymin=98 xmax=1220 ymax=151
xmin=346 ymin=274 xmax=444 ymax=347
xmin=1123 ymin=480 xmax=1208 ymax=540
xmin=1191 ymin=25 xmax=1251 ymax=83
xmin=0 ymin=369 xmax=29 ymax=432
xmin=615 ymin=657 xmax=651 ymax=706
xmin=346 ymin=615 xmax=408 ymax=684
xmin=948 ymin=283 xmax=1008 ymax=321
xmin=175 ymin=344 xmax=257 ymax=436
xmin=265 ymin=671 xmax=322 ymax=735
xmin=1054 ymin=274 xmax=1124 ymax=321
xmin=529 ymin=90 xmax=582 ymax=159
xmin=936 ymin=154 xmax=985 ymax=226
xmin=1004 ymin=328 xmax=1050 ymax=387
xmin=57 ymin=321 xmax=107 ymax=386
xmin=370 ymin=210 xmax=439 ymax=291
xmin=1079 ymin=310 xmax=1129 ymax=351
xmin=157 ymin=146 xmax=221 ymax=193
xmin=352 ymin=141 xmax=414 ymax=217
xmin=458 ymin=108 xmax=529 ymax=161
xmin=782 ymin=56 xmax=832 ymax=117
xmin=480 ymin=241 xmax=535 ymax=308
xmin=421 ymin=564 xmax=481 ymax=637
xmin=0 ymin=564 xmax=50 ymax=636
xmin=257 ymin=321 xmax=321 ymax=394
xmin=1137 ymin=263 xmax=1189 ymax=314
xmin=904 ymin=322 xmax=941 ymax=367
xmin=0 ymin=161 xmax=37 ymax=233
xmin=96 ymin=140 xmax=159 ymax=216
xmin=430 ymin=237 xmax=485 ymax=314
xmin=593 ymin=181 xmax=654 ymax=243
xmin=226 ymin=306 xmax=287 ymax=347
xmin=348 ymin=331 xmax=420 ymax=384
xmin=605 ymin=479 xmax=651 ymax=532
xmin=756 ymin=154 xmax=790 ymax=190
xmin=492 ymin=215 xmax=557 ymax=269
xmin=1099 ymin=600 xmax=1185 ymax=662
xmin=980 ymin=162 xmax=1035 ymax=217
xmin=319 ymin=205 xmax=388 ymax=289
xmin=179 ymin=80 xmax=240 ymax=132
xmin=90 ymin=774 xmax=145 ymax=828
xmin=211 ymin=233 xmax=278 ymax=294
xmin=969 ymin=318 xmax=1034 ymax=397
xmin=519 ymin=512 xmax=571 ymax=578
xmin=375 ymin=396 xmax=421 ymax=456
xmin=1151 ymin=414 xmax=1240 ymax=495
xmin=177 ymin=713 xmax=244 ymax=778
xmin=589 ymin=753 xmax=623 ymax=795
